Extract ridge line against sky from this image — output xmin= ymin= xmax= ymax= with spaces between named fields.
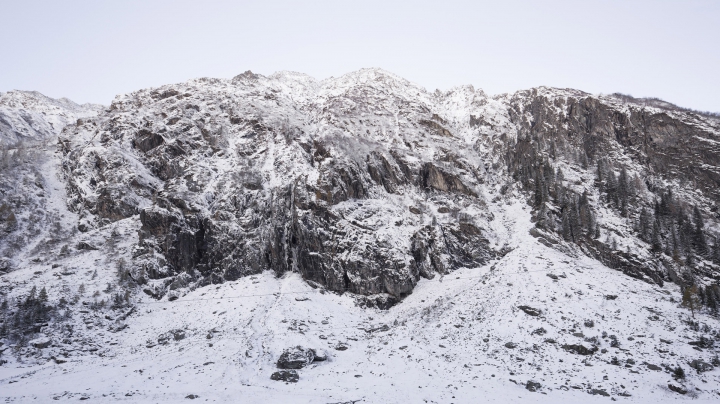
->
xmin=1 ymin=0 xmax=718 ymax=112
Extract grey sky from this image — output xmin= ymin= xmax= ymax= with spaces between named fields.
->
xmin=1 ymin=0 xmax=718 ymax=111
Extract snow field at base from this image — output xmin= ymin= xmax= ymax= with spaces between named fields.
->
xmin=1 ymin=203 xmax=719 ymax=403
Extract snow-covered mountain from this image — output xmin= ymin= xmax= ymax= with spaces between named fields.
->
xmin=0 ymin=90 xmax=102 ymax=146
xmin=1 ymin=70 xmax=719 ymax=402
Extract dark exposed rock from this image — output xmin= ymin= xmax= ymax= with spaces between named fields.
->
xmin=667 ymin=384 xmax=687 ymax=395
xmin=420 ymin=163 xmax=476 ymax=196
xmin=588 ymin=389 xmax=609 ymax=397
xmin=276 ymin=346 xmax=315 ymax=369
xmin=271 ymin=370 xmax=299 ymax=383
xmin=517 ymin=305 xmax=542 ymax=316
xmin=313 ymin=350 xmax=328 ymax=362
xmin=531 ymin=327 xmax=546 ymax=336
xmin=688 ymin=337 xmax=713 ymax=348
xmin=355 ymin=294 xmax=398 ymax=310
xmin=689 ymin=359 xmax=713 ymax=373
xmin=525 ymin=380 xmax=542 ymax=392
xmin=562 ymin=344 xmax=598 ymax=355
xmin=134 ymin=129 xmax=165 ymax=152
xmin=76 ymin=241 xmax=98 ymax=251
xmin=172 ymin=329 xmax=185 ymax=340
xmin=157 ymin=329 xmax=185 ymax=345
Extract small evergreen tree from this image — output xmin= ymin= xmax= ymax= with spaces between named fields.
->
xmin=617 ymin=167 xmax=629 ymax=216
xmin=692 ymin=206 xmax=708 ymax=256
xmin=533 ymin=173 xmax=545 ymax=207
xmin=651 ymin=219 xmax=663 ymax=253
xmin=682 ymin=285 xmax=701 ymax=318
xmin=606 ymin=171 xmax=619 ymax=207
xmin=38 ymin=287 xmax=48 ymax=303
xmin=638 ymin=208 xmax=652 ymax=242
xmin=561 ymin=208 xmax=572 ymax=242
xmin=706 ymin=287 xmax=718 ymax=315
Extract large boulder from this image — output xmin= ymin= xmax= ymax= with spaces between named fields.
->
xmin=276 ymin=346 xmax=316 ymax=369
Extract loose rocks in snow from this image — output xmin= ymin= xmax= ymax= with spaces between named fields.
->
xmin=313 ymin=350 xmax=328 ymax=361
xmin=517 ymin=305 xmax=542 ymax=316
xmin=530 ymin=327 xmax=546 ymax=336
xmin=276 ymin=346 xmax=316 ymax=369
xmin=158 ymin=329 xmax=186 ymax=345
xmin=271 ymin=370 xmax=299 ymax=383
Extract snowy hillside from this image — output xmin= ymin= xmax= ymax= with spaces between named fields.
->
xmin=1 ymin=70 xmax=719 ymax=402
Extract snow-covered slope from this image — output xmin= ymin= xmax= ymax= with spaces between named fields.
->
xmin=1 ymin=70 xmax=719 ymax=402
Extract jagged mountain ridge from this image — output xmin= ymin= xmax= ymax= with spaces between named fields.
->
xmin=56 ymin=68 xmax=720 ymax=304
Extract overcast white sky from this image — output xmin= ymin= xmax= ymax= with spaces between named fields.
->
xmin=1 ymin=0 xmax=718 ymax=111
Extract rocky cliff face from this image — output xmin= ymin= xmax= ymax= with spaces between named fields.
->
xmin=57 ymin=69 xmax=720 ymax=304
